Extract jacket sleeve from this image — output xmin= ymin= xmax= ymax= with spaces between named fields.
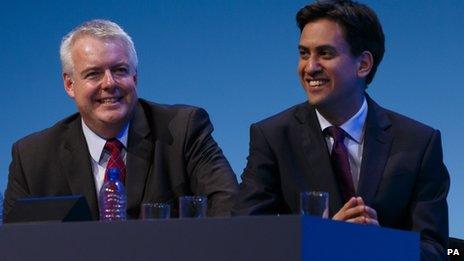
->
xmin=3 ymin=142 xmax=31 ymax=221
xmin=411 ymin=130 xmax=450 ymax=260
xmin=232 ymin=123 xmax=290 ymax=216
xmin=183 ymin=107 xmax=238 ymax=217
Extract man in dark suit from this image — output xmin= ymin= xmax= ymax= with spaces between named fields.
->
xmin=233 ymin=1 xmax=449 ymax=259
xmin=4 ymin=19 xmax=237 ymax=220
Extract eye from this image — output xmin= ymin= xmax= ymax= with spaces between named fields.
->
xmin=84 ymin=71 xmax=101 ymax=79
xmin=319 ymin=49 xmax=336 ymax=59
xmin=113 ymin=66 xmax=130 ymax=77
xmin=299 ymin=49 xmax=309 ymax=60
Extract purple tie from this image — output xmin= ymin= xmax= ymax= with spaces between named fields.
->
xmin=325 ymin=126 xmax=355 ymax=202
xmin=104 ymin=139 xmax=126 ymax=184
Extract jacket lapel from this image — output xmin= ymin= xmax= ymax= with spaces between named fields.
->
xmin=293 ymin=103 xmax=343 ymax=215
xmin=59 ymin=117 xmax=99 ymax=219
xmin=125 ymin=103 xmax=155 ymax=216
xmin=357 ymin=96 xmax=393 ymax=206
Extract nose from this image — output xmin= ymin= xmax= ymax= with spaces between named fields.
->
xmin=304 ymin=56 xmax=322 ymax=75
xmin=101 ymin=70 xmax=117 ymax=89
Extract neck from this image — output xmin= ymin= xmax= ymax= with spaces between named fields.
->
xmin=83 ymin=120 xmax=129 ymax=139
xmin=316 ymin=93 xmax=365 ymax=126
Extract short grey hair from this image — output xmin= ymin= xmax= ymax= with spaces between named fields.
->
xmin=60 ymin=19 xmax=138 ymax=75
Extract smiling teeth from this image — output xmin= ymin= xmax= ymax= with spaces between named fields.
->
xmin=101 ymin=98 xmax=119 ymax=103
xmin=308 ymin=80 xmax=327 ymax=87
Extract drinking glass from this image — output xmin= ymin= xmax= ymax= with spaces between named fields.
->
xmin=140 ymin=203 xmax=171 ymax=220
xmin=299 ymin=191 xmax=329 ymax=218
xmin=179 ymin=196 xmax=207 ymax=218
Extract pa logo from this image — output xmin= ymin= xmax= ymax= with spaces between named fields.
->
xmin=448 ymin=248 xmax=460 ymax=256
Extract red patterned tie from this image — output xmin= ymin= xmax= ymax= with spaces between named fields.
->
xmin=104 ymin=139 xmax=126 ymax=184
xmin=325 ymin=126 xmax=356 ymax=202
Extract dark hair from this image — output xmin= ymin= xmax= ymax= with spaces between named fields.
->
xmin=296 ymin=0 xmax=385 ymax=85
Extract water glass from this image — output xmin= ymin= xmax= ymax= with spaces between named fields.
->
xmin=140 ymin=203 xmax=171 ymax=220
xmin=179 ymin=196 xmax=207 ymax=218
xmin=300 ymin=191 xmax=329 ymax=218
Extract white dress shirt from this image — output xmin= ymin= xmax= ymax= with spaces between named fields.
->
xmin=81 ymin=120 xmax=129 ymax=198
xmin=316 ymin=98 xmax=368 ymax=191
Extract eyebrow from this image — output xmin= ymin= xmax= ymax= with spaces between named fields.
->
xmin=79 ymin=62 xmax=131 ymax=76
xmin=110 ymin=62 xmax=130 ymax=68
xmin=298 ymin=44 xmax=338 ymax=53
xmin=316 ymin=45 xmax=337 ymax=53
xmin=80 ymin=67 xmax=101 ymax=77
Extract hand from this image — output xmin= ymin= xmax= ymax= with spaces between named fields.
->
xmin=332 ymin=197 xmax=379 ymax=226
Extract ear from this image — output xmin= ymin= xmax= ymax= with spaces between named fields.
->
xmin=357 ymin=51 xmax=373 ymax=79
xmin=63 ymin=73 xmax=75 ymax=98
xmin=133 ymin=70 xmax=138 ymax=86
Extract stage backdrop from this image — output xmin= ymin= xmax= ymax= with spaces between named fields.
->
xmin=1 ymin=0 xmax=462 ymax=238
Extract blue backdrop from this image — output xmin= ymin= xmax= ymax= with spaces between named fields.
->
xmin=1 ymin=0 xmax=462 ymax=238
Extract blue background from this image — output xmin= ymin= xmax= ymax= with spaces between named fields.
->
xmin=1 ymin=0 xmax=462 ymax=238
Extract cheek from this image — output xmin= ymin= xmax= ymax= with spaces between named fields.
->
xmin=123 ymin=86 xmax=137 ymax=99
xmin=75 ymin=88 xmax=98 ymax=104
xmin=297 ymin=61 xmax=305 ymax=75
xmin=331 ymin=60 xmax=358 ymax=78
xmin=120 ymin=79 xmax=137 ymax=91
xmin=81 ymin=89 xmax=95 ymax=100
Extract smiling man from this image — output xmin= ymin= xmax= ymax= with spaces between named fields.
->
xmin=4 ymin=20 xmax=238 ymax=220
xmin=233 ymin=1 xmax=449 ymax=259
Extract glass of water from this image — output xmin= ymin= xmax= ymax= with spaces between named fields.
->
xmin=179 ymin=196 xmax=207 ymax=218
xmin=300 ymin=191 xmax=329 ymax=218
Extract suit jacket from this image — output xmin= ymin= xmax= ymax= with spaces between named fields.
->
xmin=4 ymin=99 xmax=238 ymax=220
xmin=233 ymin=95 xmax=449 ymax=260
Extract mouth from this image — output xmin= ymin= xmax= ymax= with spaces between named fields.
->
xmin=306 ymin=79 xmax=329 ymax=89
xmin=97 ymin=97 xmax=123 ymax=104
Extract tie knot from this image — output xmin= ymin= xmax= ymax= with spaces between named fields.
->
xmin=104 ymin=139 xmax=123 ymax=154
xmin=324 ymin=126 xmax=346 ymax=143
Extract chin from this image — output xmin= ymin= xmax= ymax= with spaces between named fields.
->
xmin=98 ymin=112 xmax=129 ymax=124
xmin=306 ymin=93 xmax=321 ymax=106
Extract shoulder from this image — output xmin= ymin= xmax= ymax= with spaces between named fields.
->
xmin=138 ymin=98 xmax=209 ymax=121
xmin=13 ymin=113 xmax=80 ymax=149
xmin=136 ymin=99 xmax=213 ymax=141
xmin=372 ymin=102 xmax=437 ymax=136
xmin=253 ymin=102 xmax=308 ymax=128
xmin=367 ymin=98 xmax=439 ymax=147
xmin=254 ymin=102 xmax=308 ymax=127
xmin=387 ymin=109 xmax=439 ymax=148
xmin=388 ymin=109 xmax=434 ymax=131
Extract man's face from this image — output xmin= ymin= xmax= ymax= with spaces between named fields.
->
xmin=297 ymin=19 xmax=367 ymax=113
xmin=64 ymin=36 xmax=138 ymax=137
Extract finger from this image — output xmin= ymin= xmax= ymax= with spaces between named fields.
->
xmin=334 ymin=198 xmax=358 ymax=220
xmin=363 ymin=206 xmax=378 ymax=219
xmin=346 ymin=216 xmax=367 ymax=224
xmin=346 ymin=205 xmax=370 ymax=219
xmin=347 ymin=217 xmax=380 ymax=226
xmin=341 ymin=197 xmax=358 ymax=211
xmin=354 ymin=197 xmax=377 ymax=219
xmin=364 ymin=217 xmax=380 ymax=226
xmin=334 ymin=205 xmax=366 ymax=221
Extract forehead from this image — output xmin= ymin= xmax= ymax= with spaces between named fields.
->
xmin=299 ymin=19 xmax=349 ymax=49
xmin=70 ymin=36 xmax=130 ymax=67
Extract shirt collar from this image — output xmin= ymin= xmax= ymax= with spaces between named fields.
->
xmin=316 ymin=97 xmax=368 ymax=143
xmin=81 ymin=119 xmax=129 ymax=163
